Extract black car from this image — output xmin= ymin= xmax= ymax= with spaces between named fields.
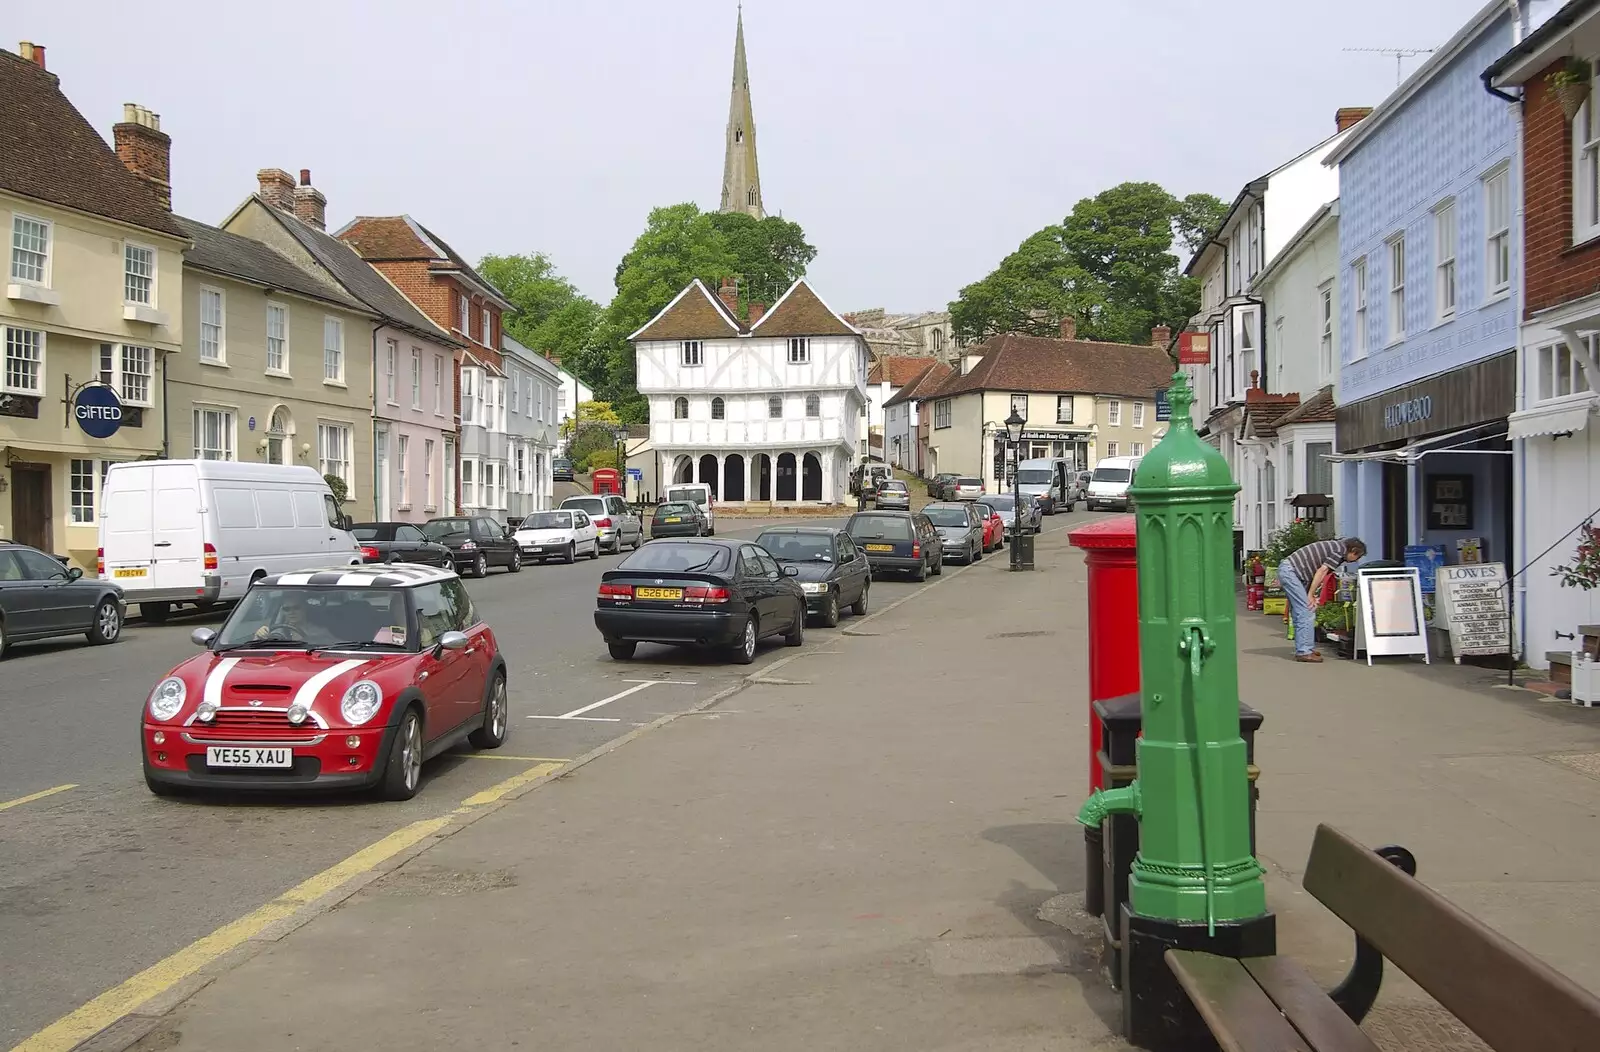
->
xmin=928 ymin=472 xmax=960 ymax=500
xmin=595 ymin=538 xmax=806 ymax=664
xmin=844 ymin=511 xmax=943 ymax=581
xmin=755 ymin=526 xmax=872 ymax=627
xmin=552 ymin=457 xmax=575 ymax=482
xmin=649 ymin=501 xmax=709 ymax=538
xmin=0 ymin=542 xmax=126 ymax=657
xmin=351 ymin=522 xmax=453 ymax=567
xmin=422 ymin=516 xmax=522 ymax=577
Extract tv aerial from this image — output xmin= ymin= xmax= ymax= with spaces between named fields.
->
xmin=1344 ymin=47 xmax=1437 ymax=86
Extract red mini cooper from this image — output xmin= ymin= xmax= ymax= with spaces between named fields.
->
xmin=141 ymin=564 xmax=507 ymax=801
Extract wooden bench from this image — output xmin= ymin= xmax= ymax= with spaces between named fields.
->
xmin=1164 ymin=824 xmax=1600 ymax=1052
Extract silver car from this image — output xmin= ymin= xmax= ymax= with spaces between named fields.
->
xmin=874 ymin=480 xmax=911 ymax=510
xmin=922 ymin=501 xmax=986 ymax=564
xmin=978 ymin=494 xmax=1042 ymax=536
xmin=559 ymin=493 xmax=644 ymax=553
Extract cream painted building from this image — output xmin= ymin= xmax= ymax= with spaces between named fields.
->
xmin=1 ymin=47 xmax=188 ymax=567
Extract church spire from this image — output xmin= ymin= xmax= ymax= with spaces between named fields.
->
xmin=720 ymin=6 xmax=764 ymax=219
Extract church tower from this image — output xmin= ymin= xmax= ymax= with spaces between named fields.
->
xmin=719 ymin=7 xmax=764 ymax=218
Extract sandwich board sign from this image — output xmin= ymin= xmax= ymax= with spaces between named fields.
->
xmin=1355 ymin=566 xmax=1431 ymax=665
xmin=1435 ymin=562 xmax=1510 ymax=662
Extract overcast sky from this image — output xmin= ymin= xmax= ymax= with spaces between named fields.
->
xmin=15 ymin=0 xmax=1493 ymax=313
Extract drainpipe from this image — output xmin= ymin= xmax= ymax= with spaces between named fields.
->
xmin=159 ymin=352 xmax=170 ymax=458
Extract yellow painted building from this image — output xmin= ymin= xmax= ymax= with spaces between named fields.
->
xmin=1 ymin=47 xmax=188 ymax=567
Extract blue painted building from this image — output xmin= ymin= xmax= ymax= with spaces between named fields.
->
xmin=1327 ymin=0 xmax=1520 ymax=566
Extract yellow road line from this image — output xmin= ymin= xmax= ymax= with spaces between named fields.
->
xmin=0 ymin=784 xmax=76 ymax=812
xmin=458 ymin=754 xmax=571 ymax=763
xmin=11 ymin=758 xmax=564 ymax=1052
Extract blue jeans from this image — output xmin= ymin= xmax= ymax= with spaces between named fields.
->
xmin=1278 ymin=560 xmax=1316 ymax=655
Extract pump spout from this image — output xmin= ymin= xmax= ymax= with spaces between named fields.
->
xmin=1077 ymin=781 xmax=1142 ymax=827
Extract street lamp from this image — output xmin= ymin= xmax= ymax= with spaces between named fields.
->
xmin=1005 ymin=408 xmax=1027 ymax=571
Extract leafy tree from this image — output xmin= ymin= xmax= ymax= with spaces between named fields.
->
xmin=706 ymin=211 xmax=817 ymax=308
xmin=560 ymin=399 xmax=622 ymax=439
xmin=477 ymin=252 xmax=601 ymax=366
xmin=1175 ymin=193 xmax=1229 ymax=255
xmin=324 ymin=474 xmax=348 ymax=506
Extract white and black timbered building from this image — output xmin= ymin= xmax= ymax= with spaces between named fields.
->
xmin=630 ymin=277 xmax=869 ymax=505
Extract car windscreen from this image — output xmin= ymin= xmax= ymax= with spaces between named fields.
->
xmin=758 ymin=532 xmax=833 ymax=562
xmin=1092 ymin=467 xmax=1132 ymax=483
xmin=665 ymin=488 xmax=708 ymax=507
xmin=351 ymin=525 xmax=386 ymax=541
xmin=422 ymin=519 xmax=471 ymax=541
xmin=1016 ymin=469 xmax=1053 ymax=484
xmin=518 ymin=513 xmax=572 ymax=530
xmin=922 ymin=506 xmax=971 ymax=527
xmin=618 ymin=543 xmax=731 ymax=573
xmin=847 ymin=515 xmax=914 ymax=540
xmin=215 ymin=587 xmax=412 ymax=649
xmin=563 ymin=498 xmax=606 ymax=515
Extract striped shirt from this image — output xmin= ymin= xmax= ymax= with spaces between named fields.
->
xmin=1284 ymin=539 xmax=1346 ymax=582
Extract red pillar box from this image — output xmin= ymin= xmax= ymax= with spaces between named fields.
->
xmin=1067 ymin=515 xmax=1139 ymax=791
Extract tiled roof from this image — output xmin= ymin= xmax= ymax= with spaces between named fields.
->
xmin=922 ymin=334 xmax=1172 ymax=400
xmin=175 ymin=217 xmax=370 ymax=312
xmin=1273 ymin=385 xmax=1337 ymax=427
xmin=868 ymin=356 xmax=940 ymax=386
xmin=0 ymin=49 xmax=184 ymax=238
xmin=1241 ymin=388 xmax=1302 ymax=438
xmin=416 ymin=222 xmax=512 ymax=308
xmin=630 ymin=280 xmax=744 ymax=341
xmin=883 ymin=360 xmax=953 ymax=407
xmin=336 ymin=215 xmax=512 ymax=310
xmin=246 ymin=200 xmax=461 ymax=346
xmin=750 ymin=279 xmax=858 ymax=338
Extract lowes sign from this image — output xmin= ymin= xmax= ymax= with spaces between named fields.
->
xmin=1383 ymin=395 xmax=1432 ymax=430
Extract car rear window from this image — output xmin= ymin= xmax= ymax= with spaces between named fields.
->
xmin=1092 ymin=467 xmax=1132 ymax=483
xmin=351 ymin=525 xmax=386 ymax=541
xmin=422 ymin=519 xmax=471 ymax=541
xmin=957 ymin=477 xmax=981 ymax=486
xmin=563 ymin=498 xmax=606 ymax=515
xmin=619 ymin=543 xmax=731 ymax=573
xmin=847 ymin=515 xmax=914 ymax=540
xmin=879 ymin=481 xmax=907 ymax=491
xmin=655 ymin=503 xmax=696 ymax=516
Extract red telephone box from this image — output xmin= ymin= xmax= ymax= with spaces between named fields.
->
xmin=591 ymin=468 xmax=620 ymax=495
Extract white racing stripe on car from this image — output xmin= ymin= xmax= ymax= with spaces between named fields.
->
xmin=203 ymin=657 xmax=243 ymax=709
xmin=293 ymin=659 xmax=368 ymax=715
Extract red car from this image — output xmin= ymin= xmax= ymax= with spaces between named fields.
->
xmin=141 ymin=564 xmax=507 ymax=801
xmin=975 ymin=502 xmax=1005 ymax=552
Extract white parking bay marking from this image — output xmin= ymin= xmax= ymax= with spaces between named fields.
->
xmin=529 ymin=681 xmax=666 ymax=721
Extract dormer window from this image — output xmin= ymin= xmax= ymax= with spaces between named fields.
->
xmin=681 ymin=340 xmax=703 ymax=367
xmin=788 ymin=337 xmax=810 ymax=364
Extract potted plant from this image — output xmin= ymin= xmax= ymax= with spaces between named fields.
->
xmin=1551 ymin=57 xmax=1593 ymax=122
xmin=1552 ymin=522 xmax=1600 ymax=590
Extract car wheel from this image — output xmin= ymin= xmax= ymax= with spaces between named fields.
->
xmin=565 ymin=542 xmax=577 ymax=564
xmin=972 ymin=542 xmax=982 ymax=562
xmin=469 ymin=672 xmax=508 ymax=749
xmin=508 ymin=550 xmax=522 ymax=573
xmin=911 ymin=560 xmax=927 ymax=583
xmin=0 ymin=617 xmax=8 ymax=659
xmin=731 ymin=615 xmax=759 ymax=665
xmin=785 ymin=604 xmax=805 ymax=646
xmin=472 ymin=553 xmax=488 ymax=578
xmin=87 ymin=598 xmax=122 ymax=645
xmin=851 ymin=581 xmax=870 ymax=616
xmin=589 ymin=539 xmax=601 ymax=560
xmin=141 ymin=601 xmax=171 ymax=624
xmin=380 ymin=708 xmax=424 ymax=802
xmin=932 ymin=554 xmax=943 ymax=576
xmin=607 ymin=639 xmax=637 ymax=660
xmin=820 ymin=592 xmax=840 ymax=628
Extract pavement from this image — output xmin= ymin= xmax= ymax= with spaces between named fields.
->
xmin=10 ymin=512 xmax=1600 ymax=1051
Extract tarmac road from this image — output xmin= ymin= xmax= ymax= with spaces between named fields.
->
xmin=0 ymin=507 xmax=1090 ymax=1047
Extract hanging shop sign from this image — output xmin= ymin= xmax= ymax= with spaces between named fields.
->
xmin=1336 ymin=350 xmax=1514 ymax=452
xmin=73 ymin=383 xmax=124 ymax=439
xmin=1435 ymin=562 xmax=1510 ymax=661
xmin=1177 ymin=332 xmax=1211 ymax=365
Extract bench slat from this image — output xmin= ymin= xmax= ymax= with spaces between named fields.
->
xmin=1304 ymin=824 xmax=1600 ymax=1052
xmin=1242 ymin=955 xmax=1381 ymax=1052
xmin=1166 ymin=950 xmax=1314 ymax=1052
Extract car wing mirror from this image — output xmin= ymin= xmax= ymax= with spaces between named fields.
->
xmin=191 ymin=627 xmax=216 ymax=647
xmin=66 ymin=566 xmax=84 ymax=582
xmin=783 ymin=565 xmax=800 ymax=577
xmin=436 ymin=630 xmax=470 ymax=654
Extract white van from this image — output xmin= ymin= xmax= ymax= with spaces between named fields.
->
xmin=662 ymin=482 xmax=716 ymax=536
xmin=1016 ymin=458 xmax=1074 ymax=514
xmin=98 ymin=461 xmax=361 ymax=622
xmin=1085 ymin=456 xmax=1144 ymax=511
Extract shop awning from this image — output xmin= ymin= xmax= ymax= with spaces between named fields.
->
xmin=1506 ymin=397 xmax=1595 ymax=441
xmin=1327 ymin=422 xmax=1511 ymax=464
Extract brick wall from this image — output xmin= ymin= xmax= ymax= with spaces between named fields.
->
xmin=1524 ymin=60 xmax=1600 ymax=315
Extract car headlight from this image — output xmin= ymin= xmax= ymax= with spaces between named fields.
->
xmin=801 ymin=581 xmax=827 ymax=594
xmin=148 ymin=677 xmax=187 ymax=721
xmin=340 ymin=680 xmax=382 ymax=725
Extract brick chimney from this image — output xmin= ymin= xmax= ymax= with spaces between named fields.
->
xmin=293 ymin=168 xmax=327 ymax=231
xmin=747 ymin=302 xmax=766 ymax=326
xmin=1150 ymin=324 xmax=1171 ymax=348
xmin=257 ymin=168 xmax=296 ymax=213
xmin=717 ymin=276 xmax=739 ymax=317
xmin=18 ymin=41 xmax=46 ymax=69
xmin=112 ymin=104 xmax=171 ymax=211
xmin=1058 ymin=316 xmax=1077 ymax=340
xmin=1336 ymin=107 xmax=1373 ymax=133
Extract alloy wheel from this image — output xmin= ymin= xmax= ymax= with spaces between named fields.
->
xmin=97 ymin=601 xmax=121 ymax=641
xmin=743 ymin=619 xmax=757 ymax=660
xmin=489 ymin=677 xmax=507 ymax=739
xmin=401 ymin=715 xmax=422 ymax=792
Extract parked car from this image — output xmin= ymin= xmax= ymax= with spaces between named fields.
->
xmin=422 ymin=516 xmax=522 ymax=577
xmin=513 ymin=509 xmax=601 ymax=563
xmin=1086 ymin=456 xmax=1144 ymax=511
xmin=551 ymin=457 xmax=575 ymax=482
xmin=975 ymin=502 xmax=1005 ymax=552
xmin=662 ymin=482 xmax=716 ymax=535
xmin=650 ymin=501 xmax=710 ymax=538
xmin=952 ymin=476 xmax=984 ymax=501
xmin=560 ymin=493 xmax=644 ymax=553
xmin=844 ymin=511 xmax=943 ymax=582
xmin=99 ymin=460 xmax=361 ymax=623
xmin=982 ymin=493 xmax=1042 ymax=536
xmin=141 ymin=564 xmax=507 ymax=800
xmin=755 ymin=526 xmax=872 ymax=626
xmin=874 ymin=479 xmax=911 ymax=510
xmin=594 ymin=538 xmax=806 ymax=664
xmin=928 ymin=473 xmax=960 ymax=500
xmin=1076 ymin=470 xmax=1092 ymax=498
xmin=922 ymin=502 xmax=986 ymax=565
xmin=0 ymin=542 xmax=126 ymax=658
xmin=351 ymin=522 xmax=452 ymax=567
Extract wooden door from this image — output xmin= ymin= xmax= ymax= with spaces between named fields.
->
xmin=9 ymin=464 xmax=50 ymax=551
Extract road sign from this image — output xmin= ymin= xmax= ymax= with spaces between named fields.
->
xmin=626 ymin=468 xmax=642 ymax=479
xmin=73 ymin=383 xmax=123 ymax=439
xmin=1155 ymin=389 xmax=1172 ymax=422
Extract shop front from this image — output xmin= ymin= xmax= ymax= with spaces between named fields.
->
xmin=1335 ymin=350 xmax=1514 ymax=565
xmin=987 ymin=427 xmax=1092 ymax=491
